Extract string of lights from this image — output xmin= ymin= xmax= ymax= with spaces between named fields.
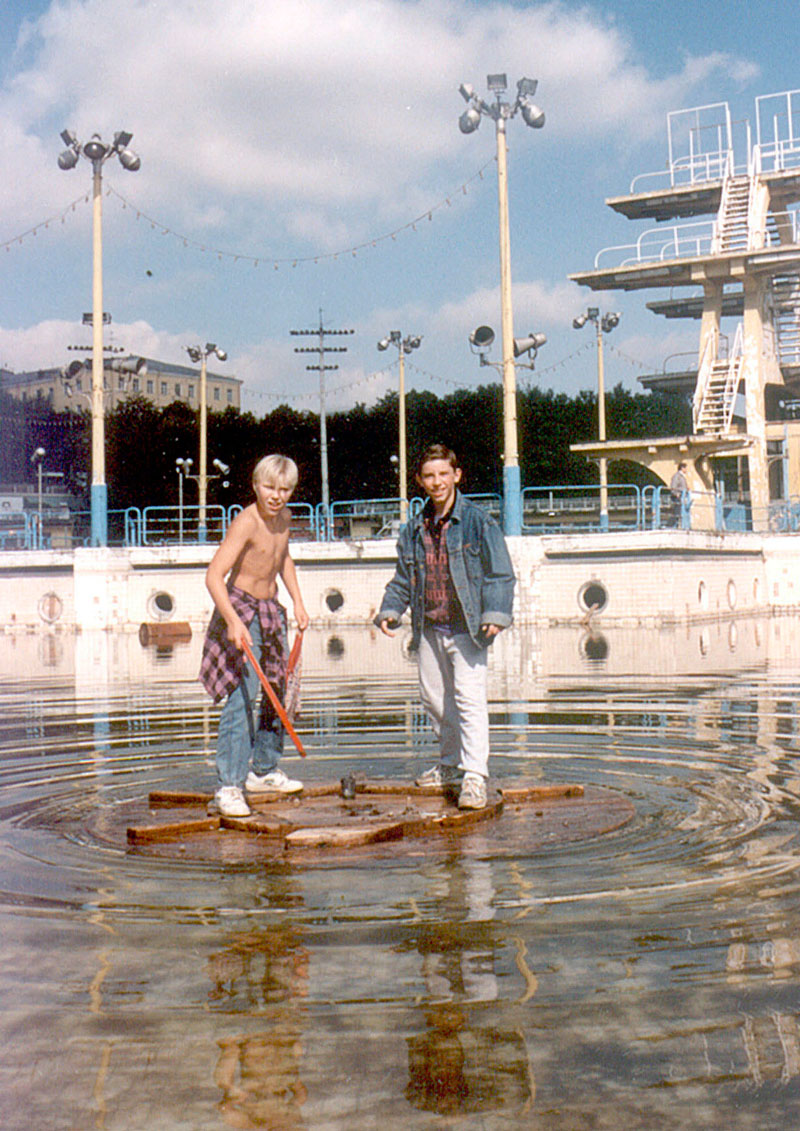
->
xmin=105 ymin=156 xmax=497 ymax=268
xmin=0 ymin=191 xmax=91 ymax=253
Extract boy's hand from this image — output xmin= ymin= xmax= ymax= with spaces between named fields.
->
xmin=294 ymin=601 xmax=310 ymax=632
xmin=379 ymin=616 xmax=400 ymax=637
xmin=226 ymin=616 xmax=252 ymax=651
xmin=480 ymin=623 xmax=503 ymax=640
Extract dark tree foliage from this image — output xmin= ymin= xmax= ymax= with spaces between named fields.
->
xmin=2 ymin=385 xmax=693 ymax=509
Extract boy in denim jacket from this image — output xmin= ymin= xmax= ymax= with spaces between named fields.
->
xmin=375 ymin=444 xmax=515 ymax=809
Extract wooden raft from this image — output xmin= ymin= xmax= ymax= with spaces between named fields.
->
xmin=127 ymin=780 xmax=584 ymax=851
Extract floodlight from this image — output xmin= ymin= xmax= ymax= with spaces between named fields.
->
xmin=58 ymin=147 xmax=79 ymax=170
xmin=377 ymin=336 xmax=391 ymax=351
xmin=520 ymin=101 xmax=545 ymax=129
xmin=517 ymin=77 xmax=538 ymax=97
xmin=83 ymin=135 xmax=107 ymax=161
xmin=214 ymin=348 xmax=227 ymax=361
xmin=118 ymin=148 xmax=141 ymax=171
xmin=469 ymin=325 xmax=495 ymax=349
xmin=113 ymin=131 xmax=133 ymax=150
xmin=572 ymin=314 xmax=588 ymax=329
xmin=487 ymin=73 xmax=507 ymax=92
xmin=213 ymin=460 xmax=230 ymax=474
xmin=459 ymin=107 xmax=481 ymax=134
xmin=459 ymin=83 xmax=475 ymax=102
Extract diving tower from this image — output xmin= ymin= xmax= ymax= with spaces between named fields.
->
xmin=570 ymin=90 xmax=800 ymax=530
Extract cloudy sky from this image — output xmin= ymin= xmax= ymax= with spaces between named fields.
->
xmin=1 ymin=0 xmax=796 ymax=413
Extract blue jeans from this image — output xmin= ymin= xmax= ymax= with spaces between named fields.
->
xmin=216 ymin=617 xmax=284 ymax=788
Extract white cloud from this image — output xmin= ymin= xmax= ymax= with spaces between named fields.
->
xmin=0 ymin=0 xmax=755 ymax=244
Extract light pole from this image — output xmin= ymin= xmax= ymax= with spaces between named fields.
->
xmin=175 ymin=458 xmax=193 ymax=545
xmin=185 ymin=343 xmax=227 ymax=543
xmin=377 ymin=331 xmax=422 ymax=523
xmin=58 ymin=130 xmax=141 ymax=546
xmin=458 ymin=74 xmax=545 ymax=535
xmin=573 ymin=307 xmax=620 ymax=531
xmin=32 ymin=447 xmax=45 ymax=548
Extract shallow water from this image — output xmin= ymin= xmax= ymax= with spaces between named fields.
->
xmin=1 ymin=620 xmax=800 ymax=1130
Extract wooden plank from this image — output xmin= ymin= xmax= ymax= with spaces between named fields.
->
xmin=285 ymin=822 xmax=404 ymax=849
xmin=220 ymin=814 xmax=295 ymax=837
xmin=127 ymin=817 xmax=220 ymax=843
xmin=500 ymin=784 xmax=584 ymax=802
xmin=148 ymin=790 xmax=211 ymax=808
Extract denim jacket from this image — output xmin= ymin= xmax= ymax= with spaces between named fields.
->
xmin=375 ymin=491 xmax=515 ymax=649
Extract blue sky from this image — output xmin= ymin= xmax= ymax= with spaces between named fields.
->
xmin=1 ymin=0 xmax=797 ymax=414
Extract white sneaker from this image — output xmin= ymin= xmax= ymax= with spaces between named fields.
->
xmin=458 ymin=772 xmax=487 ymax=810
xmin=415 ymin=763 xmax=463 ymax=787
xmin=214 ymin=786 xmax=251 ymax=817
xmin=245 ymin=769 xmax=303 ymax=794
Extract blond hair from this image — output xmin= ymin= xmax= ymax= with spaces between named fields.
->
xmin=252 ymin=454 xmax=298 ymax=491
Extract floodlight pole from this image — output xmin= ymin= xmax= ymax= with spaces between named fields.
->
xmin=573 ymin=308 xmax=620 ymax=532
xmin=57 ymin=130 xmax=140 ymax=546
xmin=495 ymin=114 xmax=520 ymax=534
xmin=377 ymin=331 xmax=422 ymax=523
xmin=185 ymin=344 xmax=227 ymax=543
xmin=458 ymin=75 xmax=545 ymax=536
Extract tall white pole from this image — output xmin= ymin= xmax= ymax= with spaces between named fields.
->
xmin=495 ymin=117 xmax=521 ymax=535
xmin=90 ymin=160 xmax=107 ymax=546
xmin=398 ymin=342 xmax=408 ymax=523
xmin=199 ymin=354 xmax=208 ymax=542
xmin=596 ymin=323 xmax=609 ymax=531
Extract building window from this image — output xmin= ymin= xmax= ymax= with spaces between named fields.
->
xmin=76 ymin=378 xmax=83 ymax=391
xmin=161 ymin=381 xmax=167 ymax=396
xmin=132 ymin=378 xmax=140 ymax=392
xmin=146 ymin=379 xmax=154 ymax=394
xmin=227 ymin=388 xmax=233 ymax=403
xmin=48 ymin=387 xmax=54 ymax=400
xmin=188 ymin=384 xmax=195 ymax=399
xmin=118 ymin=375 xmax=125 ymax=390
xmin=175 ymin=383 xmax=181 ymax=397
xmin=214 ymin=386 xmax=220 ymax=401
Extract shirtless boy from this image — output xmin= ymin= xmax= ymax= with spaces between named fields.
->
xmin=200 ymin=454 xmax=309 ymax=817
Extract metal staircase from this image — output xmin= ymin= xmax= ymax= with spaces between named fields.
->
xmin=693 ymin=324 xmax=744 ymax=434
xmin=712 ymin=172 xmax=751 ymax=253
xmin=771 ymin=274 xmax=800 ymax=367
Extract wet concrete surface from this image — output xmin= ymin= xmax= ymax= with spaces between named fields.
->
xmin=1 ymin=620 xmax=800 ymax=1129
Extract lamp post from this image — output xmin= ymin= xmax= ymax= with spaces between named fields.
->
xmin=58 ymin=130 xmax=141 ymax=546
xmin=185 ymin=343 xmax=227 ymax=543
xmin=175 ymin=458 xmax=193 ymax=545
xmin=377 ymin=331 xmax=422 ymax=523
xmin=32 ymin=447 xmax=45 ymax=548
xmin=458 ymin=74 xmax=545 ymax=535
xmin=573 ymin=307 xmax=620 ymax=531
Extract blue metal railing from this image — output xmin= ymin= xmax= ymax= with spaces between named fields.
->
xmin=10 ymin=487 xmax=800 ymax=551
xmin=521 ymin=484 xmax=643 ymax=534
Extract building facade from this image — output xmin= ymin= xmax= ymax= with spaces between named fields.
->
xmin=0 ymin=357 xmax=242 ymax=414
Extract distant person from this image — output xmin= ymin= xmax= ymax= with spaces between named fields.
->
xmin=375 ymin=444 xmax=515 ymax=810
xmin=200 ymin=455 xmax=309 ymax=818
xmin=669 ymin=461 xmax=689 ymax=528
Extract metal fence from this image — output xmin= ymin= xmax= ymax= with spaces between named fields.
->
xmin=7 ymin=488 xmax=800 ymax=550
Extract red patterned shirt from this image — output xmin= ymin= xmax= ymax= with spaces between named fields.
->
xmin=422 ymin=505 xmax=468 ymax=633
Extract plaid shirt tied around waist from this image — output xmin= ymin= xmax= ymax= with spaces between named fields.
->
xmin=199 ymin=585 xmax=287 ymax=703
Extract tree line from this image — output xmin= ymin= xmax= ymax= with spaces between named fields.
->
xmin=0 ymin=382 xmax=692 ymax=509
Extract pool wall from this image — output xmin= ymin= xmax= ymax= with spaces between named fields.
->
xmin=1 ymin=531 xmax=800 ymax=632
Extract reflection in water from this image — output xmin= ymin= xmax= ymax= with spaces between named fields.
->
xmin=209 ymin=920 xmax=309 ymax=1129
xmin=404 ymin=857 xmax=534 ymax=1117
xmin=1 ymin=618 xmax=800 ymax=1128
